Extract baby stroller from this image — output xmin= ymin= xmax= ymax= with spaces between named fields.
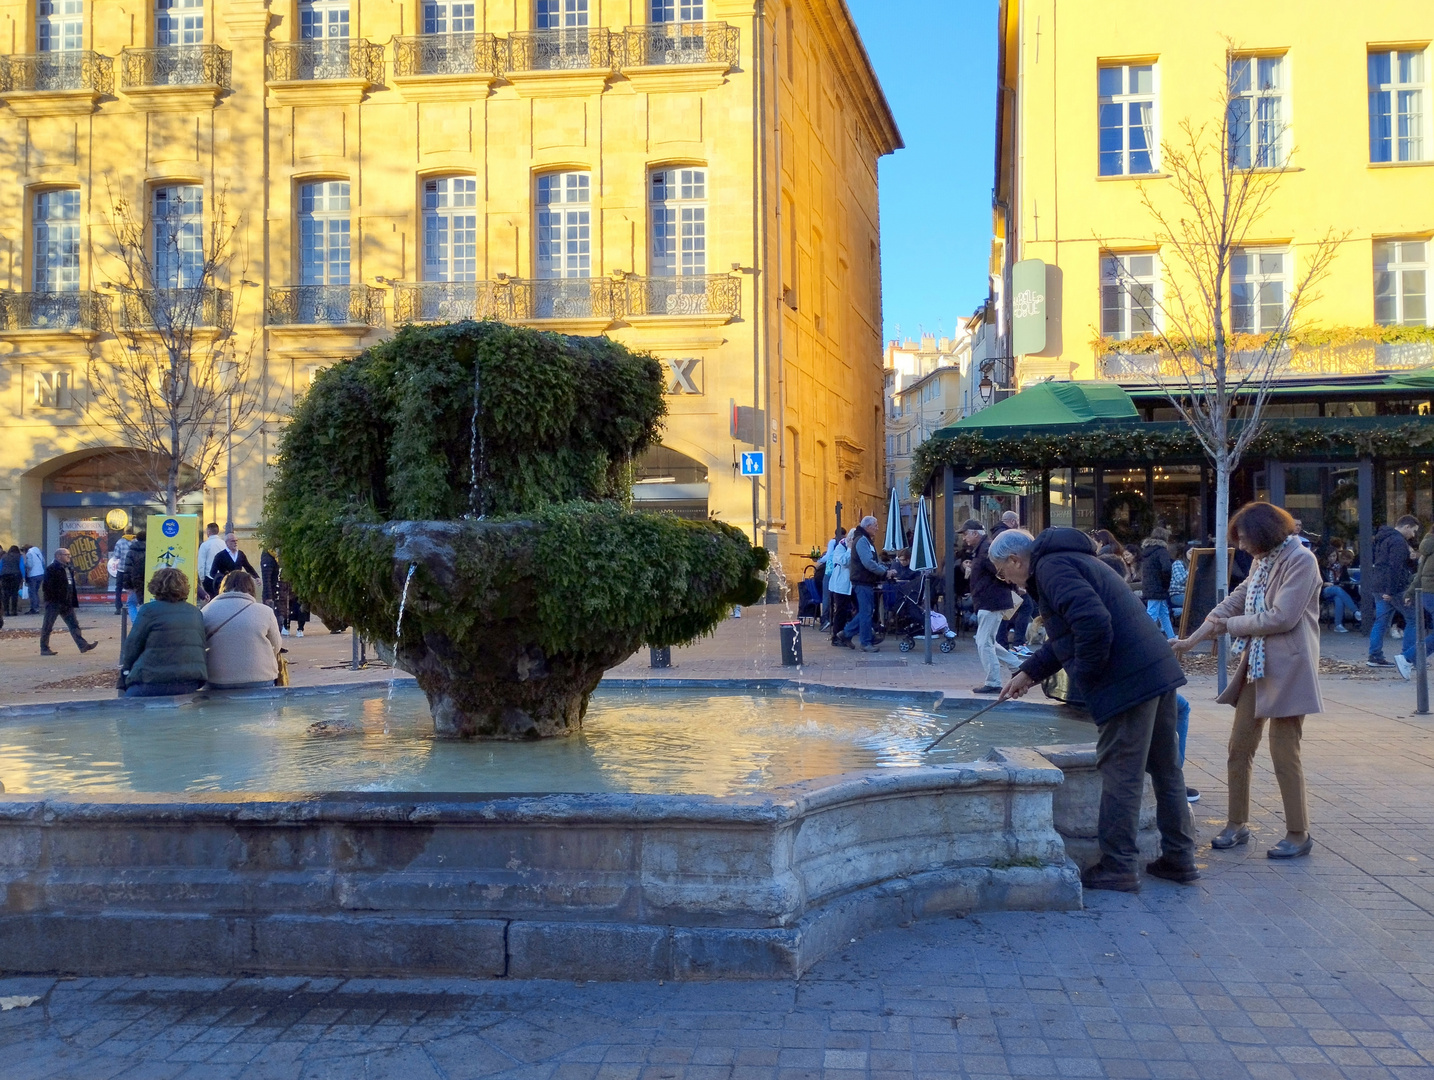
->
xmin=797 ymin=570 xmax=823 ymax=623
xmin=884 ymin=578 xmax=957 ymax=654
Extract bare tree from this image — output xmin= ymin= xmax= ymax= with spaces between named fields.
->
xmin=1101 ymin=44 xmax=1344 ymax=677
xmin=88 ymin=184 xmax=265 ymax=514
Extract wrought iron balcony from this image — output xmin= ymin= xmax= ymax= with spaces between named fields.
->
xmin=0 ymin=291 xmax=109 ymax=332
xmin=393 ymin=32 xmax=501 ymax=77
xmin=506 ymin=28 xmax=617 ymax=73
xmin=621 ymin=22 xmax=739 ymax=67
xmin=120 ymin=44 xmax=231 ymax=89
xmin=266 ymin=285 xmax=384 ymax=327
xmin=266 ymin=39 xmax=384 ymax=83
xmin=1099 ymin=336 xmax=1434 ymax=381
xmin=0 ymin=51 xmax=114 ymax=94
xmin=117 ymin=287 xmax=233 ymax=331
xmin=392 ymin=277 xmax=623 ymax=324
xmin=621 ymin=274 xmax=741 ymax=318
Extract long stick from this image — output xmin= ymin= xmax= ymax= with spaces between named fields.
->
xmin=923 ymin=698 xmax=1006 ymax=752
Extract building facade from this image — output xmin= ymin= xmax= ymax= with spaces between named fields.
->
xmin=882 ymin=326 xmax=973 ymax=498
xmin=0 ymin=0 xmax=900 ymax=589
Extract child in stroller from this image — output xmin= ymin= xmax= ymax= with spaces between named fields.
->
xmin=882 ymin=573 xmax=957 ymax=653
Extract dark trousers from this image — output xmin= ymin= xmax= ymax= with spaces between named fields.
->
xmin=1094 ymin=690 xmax=1195 ymax=873
xmin=0 ymin=575 xmax=20 ymax=617
xmin=1000 ymin=593 xmax=1035 ymax=649
xmin=114 ymin=577 xmax=126 ymax=613
xmin=40 ymin=603 xmax=86 ymax=651
xmin=829 ymin=592 xmax=852 ymax=643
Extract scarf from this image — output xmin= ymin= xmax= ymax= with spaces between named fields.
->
xmin=1229 ymin=535 xmax=1299 ymax=680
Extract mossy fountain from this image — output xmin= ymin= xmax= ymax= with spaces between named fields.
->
xmin=264 ymin=320 xmax=768 ymax=739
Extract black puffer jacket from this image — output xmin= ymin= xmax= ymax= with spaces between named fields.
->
xmin=123 ymin=540 xmax=147 ymax=591
xmin=1018 ymin=528 xmax=1186 ymax=724
xmin=1369 ymin=525 xmax=1413 ymax=598
xmin=969 ymin=534 xmax=1014 ymax=613
xmin=1140 ymin=539 xmax=1173 ymax=602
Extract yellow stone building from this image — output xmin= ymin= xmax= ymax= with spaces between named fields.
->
xmin=0 ymin=0 xmax=899 ymax=589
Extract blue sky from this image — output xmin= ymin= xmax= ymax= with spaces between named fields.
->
xmin=845 ymin=0 xmax=997 ymax=344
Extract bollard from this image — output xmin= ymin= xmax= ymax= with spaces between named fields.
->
xmin=351 ymin=626 xmax=361 ymax=671
xmin=119 ymin=606 xmax=129 ymax=647
xmin=649 ymin=646 xmax=671 ymax=669
xmin=779 ymin=622 xmax=803 ymax=667
xmin=1417 ymin=587 xmax=1429 ymax=716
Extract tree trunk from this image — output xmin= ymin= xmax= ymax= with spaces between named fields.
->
xmin=1214 ymin=457 xmax=1231 ymax=691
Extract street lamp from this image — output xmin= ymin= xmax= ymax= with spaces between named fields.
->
xmin=218 ymin=356 xmax=239 ymax=533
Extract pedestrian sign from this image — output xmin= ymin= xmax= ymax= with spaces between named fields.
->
xmin=740 ymin=451 xmax=765 ymax=477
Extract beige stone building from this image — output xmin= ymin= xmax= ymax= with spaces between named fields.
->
xmin=0 ymin=0 xmax=899 ymax=590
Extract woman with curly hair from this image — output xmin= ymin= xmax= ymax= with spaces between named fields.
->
xmin=119 ymin=568 xmax=207 ymax=698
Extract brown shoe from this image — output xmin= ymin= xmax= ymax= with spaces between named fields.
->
xmin=1145 ymin=856 xmax=1200 ymax=883
xmin=1081 ymin=861 xmax=1140 ymax=893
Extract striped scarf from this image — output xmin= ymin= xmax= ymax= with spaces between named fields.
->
xmin=1229 ymin=535 xmax=1299 ymax=680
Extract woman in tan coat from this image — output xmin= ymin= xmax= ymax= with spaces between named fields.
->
xmin=202 ymin=571 xmax=283 ymax=689
xmin=1173 ymin=502 xmax=1322 ymax=859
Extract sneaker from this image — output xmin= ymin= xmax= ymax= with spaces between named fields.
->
xmin=1395 ymin=655 xmax=1413 ymax=680
xmin=1012 ymin=645 xmax=1034 ymax=658
xmin=40 ymin=648 xmax=58 ymax=656
xmin=1392 ymin=625 xmax=1404 ymax=640
xmin=1081 ymin=861 xmax=1140 ymax=893
xmin=1186 ymin=787 xmax=1201 ymax=803
xmin=281 ymin=628 xmax=289 ymax=637
xmin=860 ymin=644 xmax=881 ymax=653
xmin=79 ymin=641 xmax=98 ymax=654
xmin=296 ymin=630 xmax=304 ymax=638
xmin=1332 ymin=624 xmax=1349 ymax=633
xmin=972 ymin=684 xmax=1002 ymax=695
xmin=1144 ymin=856 xmax=1200 ymax=884
xmin=1367 ymin=657 xmax=1394 ymax=668
xmin=732 ymin=607 xmax=742 ymax=618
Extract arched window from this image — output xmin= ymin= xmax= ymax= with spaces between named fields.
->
xmin=536 ymin=172 xmax=590 ymax=279
xmin=422 ymin=176 xmax=478 ymax=282
xmin=33 ymin=189 xmax=80 ymax=294
xmin=298 ymin=181 xmax=350 ymax=286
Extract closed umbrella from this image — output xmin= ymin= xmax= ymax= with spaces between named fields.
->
xmin=884 ymin=487 xmax=906 ymax=553
xmin=910 ymin=497 xmax=938 ymax=664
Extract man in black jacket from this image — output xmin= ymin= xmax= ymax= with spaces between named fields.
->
xmin=990 ymin=527 xmax=1195 ymax=892
xmin=40 ymin=548 xmax=98 ymax=656
xmin=1368 ymin=516 xmax=1419 ymax=667
xmin=207 ymin=532 xmax=259 ymax=596
xmin=123 ymin=530 xmax=147 ymax=620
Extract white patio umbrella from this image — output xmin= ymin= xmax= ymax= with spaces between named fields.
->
xmin=909 ymin=497 xmax=938 ymax=664
xmin=884 ymin=487 xmax=907 ymax=552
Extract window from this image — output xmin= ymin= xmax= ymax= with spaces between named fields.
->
xmin=155 ymin=0 xmax=203 ymax=47
xmin=422 ymin=0 xmax=474 ymax=35
xmin=1375 ymin=240 xmax=1428 ymax=327
xmin=422 ymin=176 xmax=477 ymax=282
xmin=1231 ymin=248 xmax=1289 ymax=335
xmin=1098 ymin=63 xmax=1157 ymax=176
xmin=536 ymin=0 xmax=587 ymax=29
xmin=1100 ymin=253 xmax=1159 ymax=339
xmin=33 ymin=189 xmax=80 ymax=293
xmin=298 ymin=181 xmax=350 ymax=286
xmin=651 ymin=0 xmax=701 ymax=20
xmin=36 ymin=0 xmax=82 ymax=52
xmin=1229 ymin=55 xmax=1287 ymax=169
xmin=153 ymin=185 xmax=203 ymax=290
xmin=650 ymin=168 xmax=705 ymax=277
xmin=300 ymin=0 xmax=348 ymax=39
xmin=1370 ymin=49 xmax=1428 ymax=163
xmin=536 ymin=172 xmax=590 ymax=279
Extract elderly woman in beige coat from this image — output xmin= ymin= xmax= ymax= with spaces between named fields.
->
xmin=203 ymin=570 xmax=283 ymax=689
xmin=1173 ymin=501 xmax=1322 ymax=860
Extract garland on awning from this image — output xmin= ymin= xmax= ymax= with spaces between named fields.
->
xmin=909 ymin=421 xmax=1434 ymax=496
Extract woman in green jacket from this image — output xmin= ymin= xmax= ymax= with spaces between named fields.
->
xmin=120 ymin=568 xmax=208 ymax=697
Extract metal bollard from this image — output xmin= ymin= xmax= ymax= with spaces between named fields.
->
xmin=1417 ymin=587 xmax=1429 ymax=716
xmin=649 ymin=646 xmax=671 ymax=669
xmin=351 ymin=626 xmax=361 ymax=671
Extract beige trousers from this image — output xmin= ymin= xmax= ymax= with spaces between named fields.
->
xmin=1227 ymin=683 xmax=1309 ymax=833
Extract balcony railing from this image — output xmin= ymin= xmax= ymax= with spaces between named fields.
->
xmin=0 ymin=291 xmax=109 ymax=332
xmin=1100 ymin=337 xmax=1434 ymax=381
xmin=0 ymin=51 xmax=114 ymax=94
xmin=621 ymin=22 xmax=739 ymax=67
xmin=506 ymin=28 xmax=617 ymax=73
xmin=266 ymin=39 xmax=384 ymax=83
xmin=120 ymin=44 xmax=231 ymax=90
xmin=391 ymin=32 xmax=501 ymax=77
xmin=621 ymin=274 xmax=741 ymax=318
xmin=392 ymin=277 xmax=624 ymax=323
xmin=118 ymin=287 xmax=233 ymax=331
xmin=266 ymin=285 xmax=384 ymax=327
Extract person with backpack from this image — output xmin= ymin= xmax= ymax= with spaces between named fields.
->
xmin=123 ymin=530 xmax=147 ymax=622
xmin=1140 ymin=526 xmax=1175 ymax=637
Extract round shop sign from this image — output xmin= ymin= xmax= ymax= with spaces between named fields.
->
xmin=161 ymin=518 xmax=180 ymax=538
xmin=105 ymin=508 xmax=129 ymax=532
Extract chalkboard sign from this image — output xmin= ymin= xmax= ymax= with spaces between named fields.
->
xmin=1179 ymin=548 xmax=1233 ymax=642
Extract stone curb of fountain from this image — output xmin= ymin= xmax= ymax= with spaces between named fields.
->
xmin=0 ymin=676 xmax=420 ymax=720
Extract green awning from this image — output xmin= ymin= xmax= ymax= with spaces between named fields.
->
xmin=1388 ymin=366 xmax=1434 ymax=389
xmin=937 ymin=381 xmax=1140 ymax=435
xmin=1125 ymin=366 xmax=1434 ymax=398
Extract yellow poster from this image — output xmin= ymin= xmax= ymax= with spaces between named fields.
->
xmin=143 ymin=514 xmax=201 ymax=604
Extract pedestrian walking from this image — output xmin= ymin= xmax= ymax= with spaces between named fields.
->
xmin=1396 ymin=523 xmax=1434 ymax=681
xmin=1173 ymin=502 xmax=1322 ymax=860
xmin=969 ymin=520 xmax=1020 ymax=694
xmin=826 ymin=531 xmax=853 ymax=645
xmin=990 ymin=527 xmax=1195 ymax=891
xmin=40 ymin=548 xmax=99 ymax=656
xmin=0 ymin=545 xmax=23 ymax=617
xmin=1367 ymin=515 xmax=1419 ymax=668
xmin=111 ymin=533 xmax=133 ymax=614
xmin=837 ymin=515 xmax=891 ymax=653
xmin=203 ymin=571 xmax=282 ymax=689
xmin=119 ymin=568 xmax=207 ymax=697
xmin=124 ymin=530 xmax=147 ymax=622
xmin=23 ymin=543 xmax=45 ymax=614
xmin=1141 ymin=526 xmax=1175 ymax=638
xmin=206 ymin=532 xmax=258 ymax=596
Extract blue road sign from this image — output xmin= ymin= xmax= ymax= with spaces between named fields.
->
xmin=740 ymin=451 xmax=765 ymax=477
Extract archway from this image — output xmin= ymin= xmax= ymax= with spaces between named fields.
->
xmin=631 ymin=445 xmax=710 ymax=520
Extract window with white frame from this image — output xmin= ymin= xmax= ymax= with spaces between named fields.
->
xmin=36 ymin=0 xmax=82 ymax=52
xmin=536 ymin=172 xmax=591 ymax=279
xmin=1229 ymin=54 xmax=1287 ymax=169
xmin=422 ymin=176 xmax=477 ymax=282
xmin=33 ymin=189 xmax=80 ymax=293
xmin=300 ymin=0 xmax=348 ymax=40
xmin=155 ymin=0 xmax=203 ymax=47
xmin=651 ymin=0 xmax=702 ymax=21
xmin=1100 ymin=253 xmax=1159 ymax=339
xmin=537 ymin=0 xmax=587 ymax=29
xmin=650 ymin=168 xmax=706 ymax=277
xmin=1230 ymin=248 xmax=1289 ymax=335
xmin=422 ymin=0 xmax=474 ymax=35
xmin=1369 ymin=49 xmax=1428 ymax=163
xmin=1374 ymin=239 xmax=1428 ymax=327
xmin=153 ymin=184 xmax=203 ymax=289
xmin=298 ymin=181 xmax=350 ymax=286
xmin=1098 ymin=63 xmax=1157 ymax=176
